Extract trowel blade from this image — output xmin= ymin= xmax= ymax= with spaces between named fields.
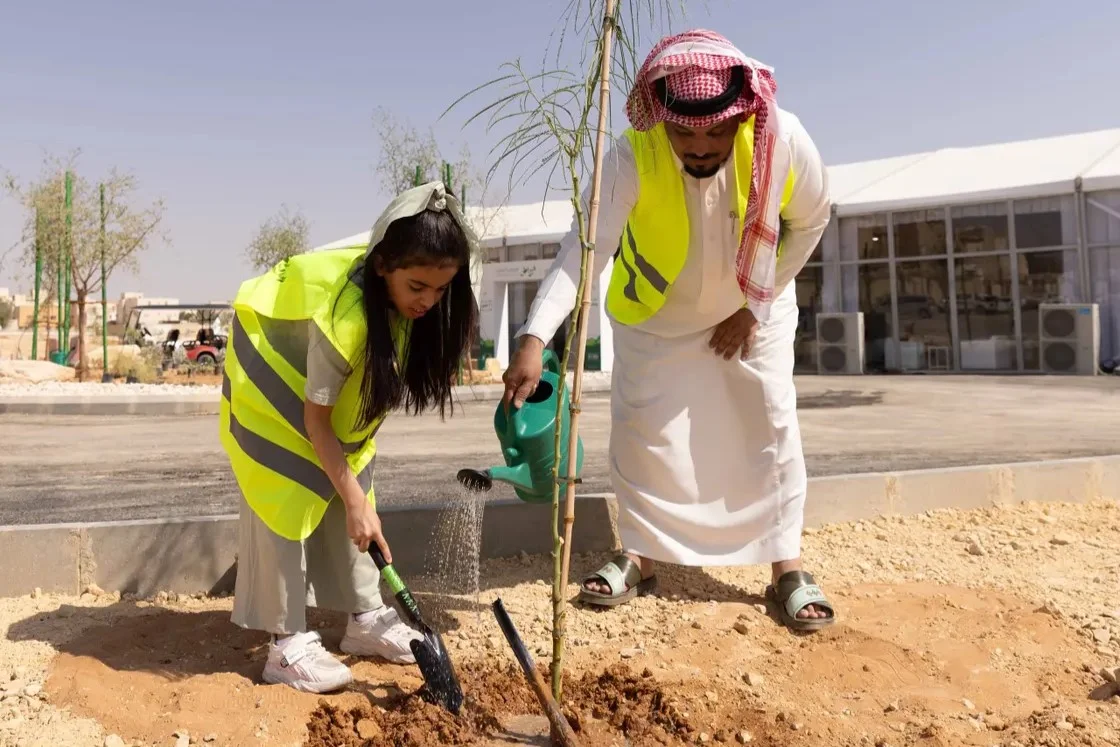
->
xmin=411 ymin=628 xmax=464 ymax=714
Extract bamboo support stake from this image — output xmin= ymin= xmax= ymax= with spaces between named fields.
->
xmin=550 ymin=0 xmax=619 ymax=700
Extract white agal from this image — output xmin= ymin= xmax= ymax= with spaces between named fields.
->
xmin=339 ymin=606 xmax=423 ymax=664
xmin=262 ymin=631 xmax=352 ymax=693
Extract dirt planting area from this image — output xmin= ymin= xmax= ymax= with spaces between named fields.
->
xmin=1 ymin=499 xmax=1119 ymax=746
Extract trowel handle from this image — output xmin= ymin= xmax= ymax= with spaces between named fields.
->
xmin=367 ymin=548 xmax=424 ymax=630
xmin=369 ymin=546 xmax=389 ymax=571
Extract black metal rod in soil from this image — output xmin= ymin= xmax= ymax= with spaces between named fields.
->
xmin=492 ymin=597 xmax=580 ymax=747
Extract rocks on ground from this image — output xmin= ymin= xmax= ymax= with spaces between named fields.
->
xmin=1 ymin=499 xmax=1119 ymax=746
xmin=0 ymin=360 xmax=75 ymax=385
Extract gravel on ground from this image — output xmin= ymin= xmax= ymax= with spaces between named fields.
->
xmin=0 ymin=498 xmax=1118 ymax=746
xmin=0 ymin=382 xmax=221 ymax=397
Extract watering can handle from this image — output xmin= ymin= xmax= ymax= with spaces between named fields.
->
xmin=541 ymin=349 xmax=561 ymax=376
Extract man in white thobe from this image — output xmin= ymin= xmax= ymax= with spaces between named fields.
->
xmin=504 ymin=30 xmax=835 ymax=630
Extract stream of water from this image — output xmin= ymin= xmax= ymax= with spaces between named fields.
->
xmin=424 ymin=483 xmax=487 ymax=623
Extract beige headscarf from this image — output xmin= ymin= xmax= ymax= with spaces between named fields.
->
xmin=364 ymin=180 xmax=479 ymax=261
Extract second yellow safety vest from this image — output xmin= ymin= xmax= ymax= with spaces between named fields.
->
xmin=605 ymin=117 xmax=796 ymax=326
xmin=218 ymin=247 xmax=411 ymax=541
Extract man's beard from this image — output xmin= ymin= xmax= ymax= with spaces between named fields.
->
xmin=683 ymin=163 xmax=722 ymax=179
xmin=683 ymin=153 xmax=729 ymax=179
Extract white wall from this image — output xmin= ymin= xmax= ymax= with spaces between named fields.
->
xmin=477 ymin=258 xmax=613 ymax=370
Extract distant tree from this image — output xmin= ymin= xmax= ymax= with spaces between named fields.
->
xmin=371 ymin=106 xmax=486 ymax=206
xmin=245 ymin=205 xmax=310 ymax=271
xmin=4 ymin=152 xmax=167 ymax=379
xmin=0 ymin=298 xmax=13 ymax=329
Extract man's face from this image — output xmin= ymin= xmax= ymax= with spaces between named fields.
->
xmin=664 ymin=114 xmax=744 ymax=178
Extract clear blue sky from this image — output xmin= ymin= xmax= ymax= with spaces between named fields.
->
xmin=1 ymin=0 xmax=1117 ymax=301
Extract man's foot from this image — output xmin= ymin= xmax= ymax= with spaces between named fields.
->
xmin=578 ymin=553 xmax=657 ymax=607
xmin=339 ymin=607 xmax=422 ymax=664
xmin=262 ymin=631 xmax=353 ymax=693
xmin=772 ymin=559 xmax=831 ymax=620
xmin=766 ymin=566 xmax=836 ymax=632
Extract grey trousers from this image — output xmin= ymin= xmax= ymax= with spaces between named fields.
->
xmin=231 ymin=494 xmax=384 ymax=635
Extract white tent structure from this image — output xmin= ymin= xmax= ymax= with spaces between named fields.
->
xmin=316 ymin=127 xmax=1120 ymax=373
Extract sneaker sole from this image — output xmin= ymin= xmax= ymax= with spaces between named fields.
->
xmin=261 ymin=667 xmax=353 ymax=693
xmin=339 ymin=636 xmax=416 ymax=665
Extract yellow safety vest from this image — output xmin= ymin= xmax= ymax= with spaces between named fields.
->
xmin=219 ymin=247 xmax=411 ymax=541
xmin=606 ymin=117 xmax=797 ymax=326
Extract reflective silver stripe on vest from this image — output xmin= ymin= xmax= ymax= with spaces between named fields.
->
xmin=257 ymin=315 xmax=310 ymax=378
xmin=618 ymin=224 xmax=670 ymax=303
xmin=224 ymin=372 xmax=375 ymax=502
xmin=231 ymin=315 xmax=368 ymax=454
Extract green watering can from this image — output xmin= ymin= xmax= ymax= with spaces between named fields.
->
xmin=457 ymin=349 xmax=584 ymax=503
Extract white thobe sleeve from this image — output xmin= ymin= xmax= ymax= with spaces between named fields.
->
xmin=773 ymin=114 xmax=832 ymax=294
xmin=517 ymin=137 xmax=640 ymax=343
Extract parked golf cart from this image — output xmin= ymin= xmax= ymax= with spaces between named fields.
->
xmin=125 ymin=303 xmax=231 ymax=374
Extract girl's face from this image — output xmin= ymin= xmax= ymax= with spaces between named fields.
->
xmin=379 ymin=261 xmax=460 ymax=320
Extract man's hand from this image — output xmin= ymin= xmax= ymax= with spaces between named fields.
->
xmin=343 ymin=497 xmax=391 ymax=560
xmin=502 ymin=335 xmax=545 ymax=409
xmin=709 ymin=308 xmax=759 ymax=361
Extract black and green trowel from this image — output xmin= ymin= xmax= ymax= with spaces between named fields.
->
xmin=368 ymin=546 xmax=464 ymax=714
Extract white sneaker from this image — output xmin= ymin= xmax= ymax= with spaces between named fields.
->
xmin=339 ymin=607 xmax=423 ymax=664
xmin=262 ymin=631 xmax=353 ymax=693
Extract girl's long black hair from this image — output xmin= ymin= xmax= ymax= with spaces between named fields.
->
xmin=336 ymin=204 xmax=477 ymax=430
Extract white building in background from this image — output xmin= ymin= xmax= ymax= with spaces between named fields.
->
xmin=315 ymin=127 xmax=1120 ymax=375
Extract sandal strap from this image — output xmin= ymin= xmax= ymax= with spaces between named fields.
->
xmin=585 ymin=555 xmax=643 ymax=595
xmin=775 ymin=570 xmax=834 ymax=617
xmin=784 ymin=584 xmax=832 ymax=618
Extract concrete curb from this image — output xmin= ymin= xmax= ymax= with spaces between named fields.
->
xmin=1 ymin=454 xmax=1117 ymax=598
xmin=0 ymin=392 xmax=221 ymax=416
xmin=0 ymin=377 xmax=614 ymax=416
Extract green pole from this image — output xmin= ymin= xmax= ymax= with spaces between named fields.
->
xmin=413 ymin=165 xmax=422 ymax=187
xmin=56 ymin=220 xmax=63 ymax=358
xmin=100 ymin=184 xmax=110 ymax=381
xmin=31 ymin=209 xmax=42 ymax=361
xmin=62 ymin=170 xmax=73 ymax=356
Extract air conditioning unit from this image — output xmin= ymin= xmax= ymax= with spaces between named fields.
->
xmin=1039 ymin=303 xmax=1100 ymax=375
xmin=816 ymin=312 xmax=864 ymax=375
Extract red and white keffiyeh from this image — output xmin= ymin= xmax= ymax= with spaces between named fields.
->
xmin=626 ymin=30 xmax=783 ymax=316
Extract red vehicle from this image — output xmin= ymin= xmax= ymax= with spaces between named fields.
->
xmin=125 ymin=303 xmax=231 ymax=372
xmin=163 ymin=328 xmax=224 ymax=369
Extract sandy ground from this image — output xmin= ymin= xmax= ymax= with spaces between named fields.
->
xmin=3 ymin=375 xmax=1120 ymax=524
xmin=0 ymin=498 xmax=1118 ymax=746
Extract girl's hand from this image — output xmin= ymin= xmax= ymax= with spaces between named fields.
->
xmin=344 ymin=498 xmax=391 ymax=561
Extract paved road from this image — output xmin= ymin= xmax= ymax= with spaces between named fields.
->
xmin=1 ymin=376 xmax=1118 ymax=525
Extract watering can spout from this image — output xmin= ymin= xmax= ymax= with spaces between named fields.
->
xmin=485 ymin=464 xmax=535 ymax=493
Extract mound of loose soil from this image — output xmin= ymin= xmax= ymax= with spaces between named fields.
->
xmin=4 ymin=500 xmax=1117 ymax=746
xmin=305 ymin=662 xmax=754 ymax=747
